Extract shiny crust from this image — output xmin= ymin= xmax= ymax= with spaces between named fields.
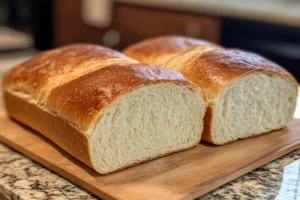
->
xmin=2 ymin=44 xmax=199 ymax=173
xmin=47 ymin=64 xmax=192 ymax=131
xmin=182 ymin=49 xmax=298 ymax=100
xmin=123 ymin=36 xmax=298 ymax=144
xmin=3 ymin=44 xmax=134 ymax=100
xmin=124 ymin=37 xmax=297 ymax=101
xmin=123 ymin=35 xmax=218 ymax=64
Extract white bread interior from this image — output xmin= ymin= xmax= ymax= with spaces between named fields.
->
xmin=89 ymin=82 xmax=206 ymax=173
xmin=212 ymin=72 xmax=297 ymax=144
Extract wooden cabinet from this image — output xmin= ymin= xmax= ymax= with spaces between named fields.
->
xmin=53 ymin=1 xmax=221 ymax=50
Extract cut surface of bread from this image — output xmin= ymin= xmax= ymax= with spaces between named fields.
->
xmin=90 ymin=82 xmax=206 ymax=173
xmin=210 ymin=72 xmax=297 ymax=144
xmin=123 ymin=36 xmax=298 ymax=145
xmin=2 ymin=44 xmax=207 ymax=174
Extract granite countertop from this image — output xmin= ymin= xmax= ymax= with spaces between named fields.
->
xmin=115 ymin=0 xmax=300 ymax=27
xmin=0 ymin=53 xmax=299 ymax=199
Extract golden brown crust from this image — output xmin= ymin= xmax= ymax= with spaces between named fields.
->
xmin=182 ymin=49 xmax=298 ymax=100
xmin=123 ymin=35 xmax=217 ymax=64
xmin=47 ymin=64 xmax=192 ymax=131
xmin=124 ymin=37 xmax=297 ymax=101
xmin=201 ymin=106 xmax=214 ymax=143
xmin=2 ymin=44 xmax=133 ymax=100
xmin=4 ymin=92 xmax=93 ymax=168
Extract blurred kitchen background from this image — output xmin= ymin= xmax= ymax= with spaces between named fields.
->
xmin=0 ymin=0 xmax=300 ymax=80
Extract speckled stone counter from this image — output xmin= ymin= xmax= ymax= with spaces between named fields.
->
xmin=0 ymin=142 xmax=299 ymax=200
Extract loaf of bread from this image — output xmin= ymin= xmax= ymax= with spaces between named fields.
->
xmin=123 ymin=36 xmax=298 ymax=145
xmin=2 ymin=44 xmax=207 ymax=174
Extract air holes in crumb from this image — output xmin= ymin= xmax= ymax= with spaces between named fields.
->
xmin=289 ymin=97 xmax=293 ymax=103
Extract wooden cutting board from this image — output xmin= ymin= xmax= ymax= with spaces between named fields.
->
xmin=0 ymin=103 xmax=299 ymax=200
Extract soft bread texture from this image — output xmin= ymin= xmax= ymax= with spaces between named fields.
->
xmin=2 ymin=44 xmax=207 ymax=174
xmin=123 ymin=36 xmax=298 ymax=145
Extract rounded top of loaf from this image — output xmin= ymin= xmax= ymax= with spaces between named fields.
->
xmin=48 ymin=63 xmax=200 ymax=131
xmin=2 ymin=44 xmax=202 ymax=132
xmin=2 ymin=44 xmax=136 ymax=97
xmin=123 ymin=36 xmax=297 ymax=102
xmin=182 ymin=48 xmax=298 ymax=100
xmin=123 ymin=35 xmax=219 ymax=63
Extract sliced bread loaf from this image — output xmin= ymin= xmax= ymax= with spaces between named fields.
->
xmin=2 ymin=44 xmax=207 ymax=173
